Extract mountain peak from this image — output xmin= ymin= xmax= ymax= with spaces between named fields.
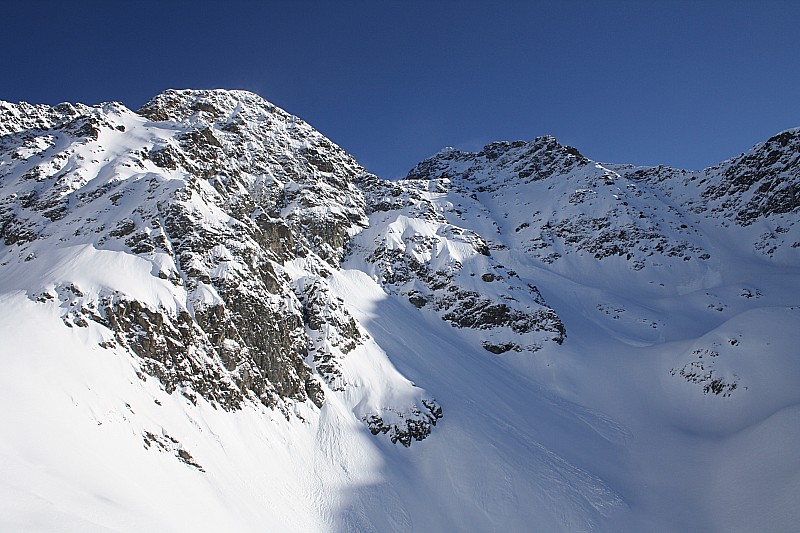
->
xmin=137 ymin=88 xmax=283 ymax=123
xmin=405 ymin=134 xmax=588 ymax=185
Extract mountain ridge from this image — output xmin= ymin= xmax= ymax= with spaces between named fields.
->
xmin=1 ymin=89 xmax=799 ymax=532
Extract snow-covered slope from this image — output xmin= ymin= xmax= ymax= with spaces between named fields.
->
xmin=1 ymin=90 xmax=799 ymax=532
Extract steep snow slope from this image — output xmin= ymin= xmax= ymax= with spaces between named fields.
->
xmin=1 ymin=90 xmax=799 ymax=532
xmin=347 ymin=133 xmax=800 ymax=530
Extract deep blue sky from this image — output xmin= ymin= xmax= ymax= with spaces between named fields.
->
xmin=4 ymin=1 xmax=800 ymax=178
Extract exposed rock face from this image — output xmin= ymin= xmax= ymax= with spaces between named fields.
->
xmin=137 ymin=89 xmax=368 ymax=266
xmin=405 ymin=138 xmax=590 ymax=189
xmin=612 ymin=128 xmax=800 ymax=260
xmin=363 ymin=399 xmax=443 ymax=447
xmin=404 ymin=139 xmax=713 ymax=272
xmin=703 ymin=130 xmax=800 ymax=224
xmin=297 ymin=276 xmax=363 ymax=392
xmin=348 ymin=174 xmax=567 ymax=354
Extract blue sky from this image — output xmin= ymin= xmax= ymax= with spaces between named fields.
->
xmin=4 ymin=1 xmax=800 ymax=178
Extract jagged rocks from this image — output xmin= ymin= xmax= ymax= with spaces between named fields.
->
xmin=363 ymin=399 xmax=443 ymax=447
xmin=99 ymin=296 xmax=246 ymax=409
xmin=137 ymin=89 xmax=369 ymax=265
xmin=439 ymin=289 xmax=565 ymax=339
xmin=405 ymin=137 xmax=590 ymax=190
xmin=297 ymin=276 xmax=364 ymax=391
xmin=142 ymin=430 xmax=205 ymax=471
xmin=703 ymin=128 xmax=800 ymax=225
xmin=349 ymin=162 xmax=568 ymax=356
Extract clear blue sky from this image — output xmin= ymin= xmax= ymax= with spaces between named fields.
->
xmin=4 ymin=1 xmax=800 ymax=178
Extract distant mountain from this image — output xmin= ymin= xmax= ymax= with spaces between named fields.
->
xmin=1 ymin=90 xmax=798 ymax=532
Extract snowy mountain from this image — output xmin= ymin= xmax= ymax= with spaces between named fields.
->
xmin=1 ymin=89 xmax=799 ymax=532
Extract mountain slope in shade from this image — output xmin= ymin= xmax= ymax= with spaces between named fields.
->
xmin=1 ymin=90 xmax=799 ymax=532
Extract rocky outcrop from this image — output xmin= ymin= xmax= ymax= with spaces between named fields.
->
xmin=138 ymin=89 xmax=369 ymax=266
xmin=405 ymin=137 xmax=589 ymax=190
xmin=363 ymin=399 xmax=443 ymax=447
xmin=703 ymin=129 xmax=800 ymax=225
xmin=348 ymin=170 xmax=567 ymax=355
xmin=670 ymin=347 xmax=744 ymax=398
xmin=297 ymin=276 xmax=364 ymax=391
